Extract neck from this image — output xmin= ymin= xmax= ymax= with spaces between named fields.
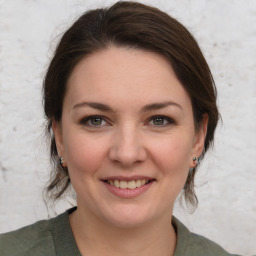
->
xmin=69 ymin=205 xmax=177 ymax=256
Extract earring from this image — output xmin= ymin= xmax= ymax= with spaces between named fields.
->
xmin=59 ymin=157 xmax=65 ymax=167
xmin=193 ymin=156 xmax=199 ymax=166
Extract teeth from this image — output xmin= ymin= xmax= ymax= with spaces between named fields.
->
xmin=136 ymin=180 xmax=142 ymax=187
xmin=120 ymin=180 xmax=128 ymax=189
xmin=107 ymin=179 xmax=150 ymax=189
xmin=114 ymin=180 xmax=119 ymax=187
xmin=127 ymin=180 xmax=136 ymax=189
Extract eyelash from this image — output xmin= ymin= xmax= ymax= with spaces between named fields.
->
xmin=148 ymin=115 xmax=176 ymax=126
xmin=79 ymin=115 xmax=109 ymax=127
xmin=79 ymin=115 xmax=176 ymax=128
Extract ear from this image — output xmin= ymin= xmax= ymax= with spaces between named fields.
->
xmin=52 ymin=120 xmax=65 ymax=163
xmin=191 ymin=114 xmax=208 ymax=165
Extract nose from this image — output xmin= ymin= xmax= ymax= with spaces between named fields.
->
xmin=108 ymin=125 xmax=147 ymax=168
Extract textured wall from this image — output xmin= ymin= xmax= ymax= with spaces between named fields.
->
xmin=0 ymin=0 xmax=255 ymax=255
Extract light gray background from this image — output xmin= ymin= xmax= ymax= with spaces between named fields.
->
xmin=0 ymin=0 xmax=255 ymax=255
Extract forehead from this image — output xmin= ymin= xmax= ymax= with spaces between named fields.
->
xmin=65 ymin=47 xmax=192 ymax=110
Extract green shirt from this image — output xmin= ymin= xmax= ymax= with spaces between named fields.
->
xmin=0 ymin=207 xmax=240 ymax=256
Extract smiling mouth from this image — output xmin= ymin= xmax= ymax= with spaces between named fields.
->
xmin=103 ymin=179 xmax=155 ymax=189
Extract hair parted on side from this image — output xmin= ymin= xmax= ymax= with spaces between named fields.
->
xmin=43 ymin=1 xmax=219 ymax=208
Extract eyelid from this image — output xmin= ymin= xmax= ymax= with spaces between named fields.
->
xmin=79 ymin=115 xmax=110 ymax=127
xmin=147 ymin=115 xmax=176 ymax=126
xmin=78 ymin=114 xmax=176 ymax=127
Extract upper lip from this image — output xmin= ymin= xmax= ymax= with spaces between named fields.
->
xmin=101 ymin=175 xmax=156 ymax=181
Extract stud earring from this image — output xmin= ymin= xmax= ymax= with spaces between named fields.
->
xmin=59 ymin=157 xmax=65 ymax=167
xmin=193 ymin=156 xmax=199 ymax=166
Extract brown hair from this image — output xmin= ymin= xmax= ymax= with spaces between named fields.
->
xmin=43 ymin=1 xmax=219 ymax=207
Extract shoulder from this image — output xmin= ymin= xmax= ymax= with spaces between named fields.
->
xmin=0 ymin=207 xmax=78 ymax=256
xmin=187 ymin=232 xmax=240 ymax=256
xmin=0 ymin=218 xmax=55 ymax=256
xmin=172 ymin=216 xmax=241 ymax=256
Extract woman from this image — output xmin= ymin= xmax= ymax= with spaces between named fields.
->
xmin=0 ymin=1 xmax=241 ymax=255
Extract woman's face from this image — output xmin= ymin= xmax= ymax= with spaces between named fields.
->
xmin=54 ymin=47 xmax=207 ymax=228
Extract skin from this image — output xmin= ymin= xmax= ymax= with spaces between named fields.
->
xmin=53 ymin=47 xmax=208 ymax=256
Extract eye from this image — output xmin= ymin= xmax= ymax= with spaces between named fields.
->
xmin=148 ymin=115 xmax=175 ymax=126
xmin=80 ymin=115 xmax=108 ymax=127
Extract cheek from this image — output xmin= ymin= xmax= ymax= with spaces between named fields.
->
xmin=150 ymin=134 xmax=193 ymax=171
xmin=152 ymin=135 xmax=192 ymax=199
xmin=63 ymin=132 xmax=108 ymax=176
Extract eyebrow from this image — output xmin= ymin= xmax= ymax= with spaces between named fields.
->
xmin=73 ymin=102 xmax=112 ymax=111
xmin=72 ymin=101 xmax=182 ymax=112
xmin=141 ymin=101 xmax=182 ymax=112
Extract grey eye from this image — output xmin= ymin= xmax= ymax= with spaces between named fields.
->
xmin=148 ymin=115 xmax=175 ymax=126
xmin=80 ymin=115 xmax=109 ymax=127
xmin=90 ymin=117 xmax=103 ymax=126
xmin=152 ymin=117 xmax=165 ymax=125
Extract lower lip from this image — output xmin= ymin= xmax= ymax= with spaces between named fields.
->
xmin=102 ymin=181 xmax=155 ymax=198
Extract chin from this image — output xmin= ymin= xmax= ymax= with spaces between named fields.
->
xmin=105 ymin=215 xmax=149 ymax=229
xmin=99 ymin=204 xmax=157 ymax=229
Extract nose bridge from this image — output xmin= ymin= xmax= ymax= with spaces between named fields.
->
xmin=109 ymin=122 xmax=147 ymax=166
